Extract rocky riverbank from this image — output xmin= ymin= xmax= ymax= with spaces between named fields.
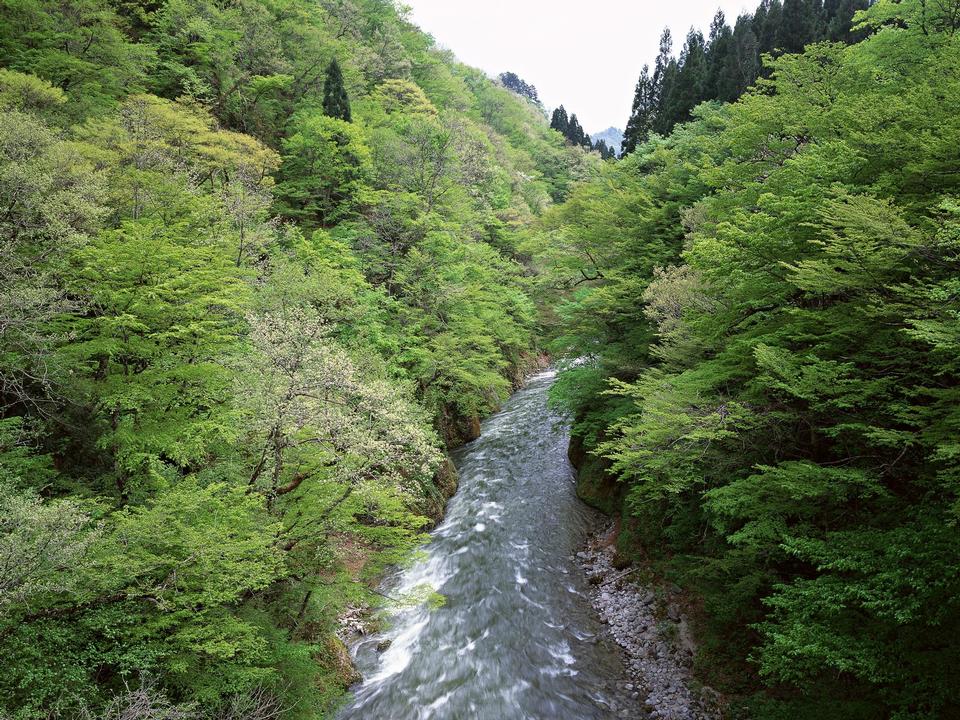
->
xmin=576 ymin=523 xmax=724 ymax=720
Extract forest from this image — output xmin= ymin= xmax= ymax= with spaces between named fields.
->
xmin=0 ymin=0 xmax=593 ymax=715
xmin=538 ymin=0 xmax=960 ymax=718
xmin=1 ymin=0 xmax=959 ymax=717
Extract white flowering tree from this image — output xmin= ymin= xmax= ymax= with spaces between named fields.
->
xmin=240 ymin=308 xmax=442 ymax=576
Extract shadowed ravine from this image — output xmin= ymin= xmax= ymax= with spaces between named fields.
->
xmin=337 ymin=370 xmax=641 ymax=719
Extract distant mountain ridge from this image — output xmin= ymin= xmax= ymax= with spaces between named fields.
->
xmin=591 ymin=127 xmax=624 ymax=155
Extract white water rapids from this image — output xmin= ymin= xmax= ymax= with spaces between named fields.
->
xmin=337 ymin=369 xmax=641 ymax=719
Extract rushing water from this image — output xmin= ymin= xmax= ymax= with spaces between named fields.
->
xmin=337 ymin=369 xmax=640 ymax=720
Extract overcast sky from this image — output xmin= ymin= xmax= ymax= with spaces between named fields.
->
xmin=403 ymin=0 xmax=752 ymax=133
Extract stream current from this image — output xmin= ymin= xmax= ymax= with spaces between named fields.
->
xmin=337 ymin=369 xmax=639 ymax=720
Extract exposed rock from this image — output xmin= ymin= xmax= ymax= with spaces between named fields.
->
xmin=577 ymin=523 xmax=724 ymax=720
xmin=327 ymin=635 xmax=363 ymax=686
xmin=336 ymin=605 xmax=371 ymax=642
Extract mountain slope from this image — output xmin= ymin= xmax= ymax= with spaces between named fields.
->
xmin=591 ymin=126 xmax=624 ymax=154
xmin=535 ymin=2 xmax=960 ymax=717
xmin=0 ymin=1 xmax=595 ymax=717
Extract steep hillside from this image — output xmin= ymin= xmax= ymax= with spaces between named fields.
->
xmin=535 ymin=1 xmax=960 ymax=718
xmin=0 ymin=0 xmax=595 ymax=717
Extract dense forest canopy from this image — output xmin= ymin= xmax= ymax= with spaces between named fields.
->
xmin=535 ymin=0 xmax=960 ymax=717
xmin=2 ymin=0 xmax=960 ymax=717
xmin=621 ymin=0 xmax=871 ymax=154
xmin=0 ymin=0 xmax=595 ymax=716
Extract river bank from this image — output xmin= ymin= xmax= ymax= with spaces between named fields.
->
xmin=576 ymin=522 xmax=724 ymax=720
xmin=336 ymin=369 xmax=642 ymax=719
xmin=333 ymin=355 xmax=553 ymax=671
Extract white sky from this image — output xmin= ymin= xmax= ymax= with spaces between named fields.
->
xmin=403 ymin=0 xmax=752 ymax=133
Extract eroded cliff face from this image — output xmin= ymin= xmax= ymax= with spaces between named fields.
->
xmin=418 ymin=456 xmax=460 ymax=526
xmin=567 ymin=430 xmax=621 ymax=515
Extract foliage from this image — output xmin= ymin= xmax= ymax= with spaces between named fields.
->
xmin=321 ymin=58 xmax=351 ymax=122
xmin=622 ymin=0 xmax=870 ymax=149
xmin=0 ymin=0 xmax=587 ymax=716
xmin=541 ymin=2 xmax=960 ymax=716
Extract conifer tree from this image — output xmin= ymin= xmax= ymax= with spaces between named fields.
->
xmin=622 ymin=64 xmax=655 ymax=155
xmin=706 ymin=11 xmax=738 ymax=102
xmin=322 ymin=58 xmax=351 ymax=121
xmin=653 ymin=57 xmax=680 ymax=136
xmin=566 ymin=113 xmax=586 ymax=146
xmin=499 ymin=72 xmax=540 ymax=103
xmin=650 ymin=29 xmax=677 ymax=136
xmin=732 ymin=14 xmax=761 ymax=96
xmin=756 ymin=0 xmax=783 ymax=54
xmin=778 ymin=0 xmax=820 ymax=53
xmin=550 ymin=105 xmax=569 ymax=136
xmin=656 ymin=29 xmax=707 ymax=134
xmin=825 ymin=0 xmax=869 ymax=40
xmin=652 ymin=28 xmax=674 ymax=106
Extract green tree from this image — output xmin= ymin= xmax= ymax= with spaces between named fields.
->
xmin=622 ymin=65 xmax=655 ymax=154
xmin=550 ymin=104 xmax=569 ymax=135
xmin=275 ymin=112 xmax=370 ymax=226
xmin=541 ymin=4 xmax=960 ymax=715
xmin=566 ymin=112 xmax=586 ymax=145
xmin=322 ymin=58 xmax=352 ymax=122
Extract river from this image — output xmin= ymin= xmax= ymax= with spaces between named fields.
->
xmin=336 ymin=369 xmax=641 ymax=720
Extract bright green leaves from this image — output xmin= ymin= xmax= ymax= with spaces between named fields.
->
xmin=705 ymin=462 xmax=886 ymax=549
xmin=239 ymin=306 xmax=441 ymax=500
xmin=76 ymin=94 xmax=279 ymax=225
xmin=600 ymin=370 xmax=758 ymax=501
xmin=47 ymin=94 xmax=280 ymax=494
xmin=0 ymin=106 xmax=105 ymax=413
xmin=106 ymin=482 xmax=283 ymax=609
xmin=757 ymin=519 xmax=960 ymax=717
xmin=753 ymin=344 xmax=876 ymax=410
xmin=391 ymin=231 xmax=535 ymax=424
xmin=370 ymin=78 xmax=438 ymax=118
xmin=784 ymin=193 xmax=919 ymax=297
xmin=0 ymin=485 xmax=101 ymax=609
xmin=0 ymin=482 xmax=285 ymax=714
xmin=59 ymin=218 xmax=249 ymax=494
xmin=275 ymin=112 xmax=370 ymax=227
xmin=0 ymin=0 xmax=590 ymax=714
xmin=0 ymin=0 xmax=152 ymax=116
xmin=0 ymin=68 xmax=65 ymax=114
xmin=542 ymin=9 xmax=960 ymax=718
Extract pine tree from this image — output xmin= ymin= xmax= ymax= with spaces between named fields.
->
xmin=550 ymin=105 xmax=569 ymax=136
xmin=322 ymin=58 xmax=351 ymax=122
xmin=653 ymin=57 xmax=680 ymax=136
xmin=596 ymin=140 xmax=617 ymax=160
xmin=756 ymin=0 xmax=783 ymax=54
xmin=650 ymin=28 xmax=678 ymax=137
xmin=825 ymin=0 xmax=869 ymax=41
xmin=658 ymin=29 xmax=707 ymax=134
xmin=732 ymin=14 xmax=761 ymax=96
xmin=706 ymin=11 xmax=738 ymax=102
xmin=778 ymin=0 xmax=820 ymax=53
xmin=499 ymin=72 xmax=540 ymax=103
xmin=652 ymin=27 xmax=674 ymax=109
xmin=566 ymin=113 xmax=586 ymax=146
xmin=622 ymin=64 xmax=655 ymax=155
